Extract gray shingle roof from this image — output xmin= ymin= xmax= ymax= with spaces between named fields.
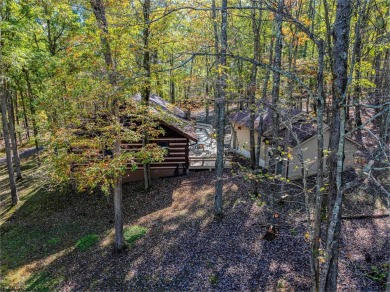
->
xmin=133 ymin=94 xmax=197 ymax=141
xmin=229 ymin=107 xmax=302 ymax=132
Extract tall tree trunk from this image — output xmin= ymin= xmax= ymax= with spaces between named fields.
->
xmin=18 ymin=88 xmax=30 ymax=140
xmin=309 ymin=0 xmax=316 ymax=57
xmin=321 ymin=1 xmax=352 ymax=290
xmin=255 ymin=116 xmax=263 ymax=170
xmin=352 ymin=0 xmax=368 ymax=128
xmin=90 ymin=0 xmax=124 ymax=252
xmin=379 ymin=49 xmax=389 ymax=144
xmin=13 ymin=91 xmax=23 ymax=144
xmin=248 ymin=0 xmax=262 ymax=170
xmin=7 ymin=88 xmax=22 ymax=180
xmin=262 ymin=38 xmax=274 ymax=102
xmin=1 ymin=80 xmax=19 ymax=205
xmin=270 ymin=0 xmax=284 ymax=181
xmin=142 ymin=0 xmax=152 ymax=191
xmin=323 ymin=0 xmax=334 ymax=125
xmin=259 ymin=38 xmax=274 ymax=178
xmin=311 ymin=39 xmax=325 ymax=292
xmin=237 ymin=58 xmax=244 ymax=110
xmin=214 ymin=0 xmax=227 ymax=217
xmin=184 ymin=57 xmax=194 ymax=119
xmin=211 ymin=0 xmax=219 ymax=130
xmin=169 ymin=54 xmax=175 ymax=103
xmin=152 ymin=50 xmax=163 ymax=98
xmin=373 ymin=53 xmax=382 ymax=119
xmin=205 ymin=55 xmax=211 ymax=123
xmin=23 ymin=69 xmax=40 ymax=165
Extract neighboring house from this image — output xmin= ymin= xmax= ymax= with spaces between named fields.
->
xmin=229 ymin=109 xmax=360 ymax=179
xmin=71 ymin=94 xmax=198 ymax=182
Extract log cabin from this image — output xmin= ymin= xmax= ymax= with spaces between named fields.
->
xmin=121 ymin=116 xmax=198 ymax=182
xmin=70 ymin=94 xmax=198 ymax=182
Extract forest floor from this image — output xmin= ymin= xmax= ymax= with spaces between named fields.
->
xmin=0 ymin=155 xmax=389 ymax=291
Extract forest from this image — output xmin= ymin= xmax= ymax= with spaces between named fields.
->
xmin=0 ymin=0 xmax=389 ymax=291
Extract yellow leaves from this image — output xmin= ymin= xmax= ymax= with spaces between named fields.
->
xmin=304 ymin=232 xmax=310 ymax=241
xmin=300 ymin=16 xmax=311 ymax=27
xmin=281 ymin=27 xmax=290 ymax=37
xmin=318 ymin=248 xmax=326 ymax=264
xmin=213 ymin=65 xmax=229 ymax=76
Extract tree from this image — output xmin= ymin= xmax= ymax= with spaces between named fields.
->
xmin=214 ymin=0 xmax=228 ymax=217
xmin=6 ymin=84 xmax=22 ymax=180
xmin=141 ymin=0 xmax=152 ymax=191
xmin=0 ymin=80 xmax=19 ymax=205
xmin=270 ymin=0 xmax=284 ymax=179
xmin=90 ymin=0 xmax=124 ymax=251
xmin=248 ymin=0 xmax=262 ymax=170
xmin=320 ymin=0 xmax=353 ymax=290
xmin=351 ymin=0 xmax=369 ymax=128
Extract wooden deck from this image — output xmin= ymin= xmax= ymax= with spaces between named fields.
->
xmin=188 ymin=123 xmax=233 ymax=170
xmin=189 ymin=155 xmax=233 ymax=170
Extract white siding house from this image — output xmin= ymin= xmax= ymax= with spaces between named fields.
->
xmin=229 ymin=109 xmax=360 ymax=179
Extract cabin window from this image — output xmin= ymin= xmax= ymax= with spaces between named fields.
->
xmin=237 ymin=126 xmax=242 ymax=130
xmin=157 ymin=142 xmax=170 ymax=156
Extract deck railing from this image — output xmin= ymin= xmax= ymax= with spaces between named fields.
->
xmin=189 ymin=155 xmax=233 ymax=170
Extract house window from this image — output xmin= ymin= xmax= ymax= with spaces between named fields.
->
xmin=238 ymin=126 xmax=242 ymax=130
xmin=276 ymin=160 xmax=283 ymax=175
xmin=268 ymin=148 xmax=284 ymax=175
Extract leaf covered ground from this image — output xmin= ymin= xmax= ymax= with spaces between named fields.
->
xmin=0 ymin=156 xmax=389 ymax=291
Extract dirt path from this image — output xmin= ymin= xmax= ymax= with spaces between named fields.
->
xmin=0 ymin=146 xmax=43 ymax=164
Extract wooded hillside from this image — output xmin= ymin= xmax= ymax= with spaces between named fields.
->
xmin=1 ymin=1 xmax=389 ymax=291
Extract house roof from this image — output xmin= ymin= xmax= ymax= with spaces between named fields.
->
xmin=229 ymin=107 xmax=361 ymax=148
xmin=229 ymin=107 xmax=303 ymax=132
xmin=133 ymin=93 xmax=197 ymax=141
xmin=263 ymin=117 xmax=319 ymax=148
xmin=262 ymin=111 xmax=361 ymax=148
xmin=229 ymin=109 xmax=263 ymax=129
xmin=133 ymin=93 xmax=186 ymax=118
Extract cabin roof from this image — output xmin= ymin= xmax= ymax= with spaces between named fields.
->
xmin=72 ymin=95 xmax=197 ymax=142
xmin=133 ymin=93 xmax=186 ymax=118
xmin=133 ymin=93 xmax=197 ymax=142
